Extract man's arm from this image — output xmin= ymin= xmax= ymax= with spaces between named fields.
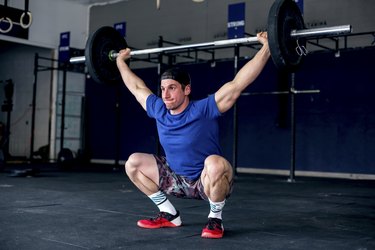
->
xmin=215 ymin=32 xmax=270 ymax=113
xmin=116 ymin=48 xmax=153 ymax=111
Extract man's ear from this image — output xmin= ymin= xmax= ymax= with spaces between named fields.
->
xmin=184 ymin=84 xmax=191 ymax=96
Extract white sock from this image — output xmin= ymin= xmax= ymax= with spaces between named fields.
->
xmin=148 ymin=191 xmax=177 ymax=215
xmin=208 ymin=198 xmax=226 ymax=220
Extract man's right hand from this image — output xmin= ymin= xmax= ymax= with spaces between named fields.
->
xmin=116 ymin=48 xmax=131 ymax=66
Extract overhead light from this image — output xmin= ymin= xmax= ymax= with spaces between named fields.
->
xmin=192 ymin=0 xmax=205 ymax=2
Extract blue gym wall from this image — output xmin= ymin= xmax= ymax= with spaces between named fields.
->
xmin=85 ymin=46 xmax=375 ymax=175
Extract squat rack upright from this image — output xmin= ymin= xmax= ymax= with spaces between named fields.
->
xmin=30 ymin=53 xmax=84 ymax=162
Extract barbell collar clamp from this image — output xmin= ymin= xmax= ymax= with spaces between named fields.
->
xmin=109 ymin=50 xmax=117 ymax=61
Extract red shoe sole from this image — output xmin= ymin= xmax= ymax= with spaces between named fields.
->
xmin=201 ymin=230 xmax=224 ymax=239
xmin=137 ymin=220 xmax=180 ymax=229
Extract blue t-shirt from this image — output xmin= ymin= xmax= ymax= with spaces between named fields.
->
xmin=146 ymin=94 xmax=222 ymax=181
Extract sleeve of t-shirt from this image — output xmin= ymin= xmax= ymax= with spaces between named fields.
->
xmin=146 ymin=94 xmax=164 ymax=118
xmin=196 ymin=94 xmax=222 ymax=119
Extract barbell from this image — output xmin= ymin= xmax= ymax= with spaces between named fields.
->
xmin=69 ymin=0 xmax=352 ymax=84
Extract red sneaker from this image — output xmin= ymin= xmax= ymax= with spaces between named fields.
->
xmin=201 ymin=218 xmax=224 ymax=239
xmin=137 ymin=211 xmax=182 ymax=229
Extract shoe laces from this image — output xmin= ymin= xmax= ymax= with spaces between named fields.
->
xmin=151 ymin=211 xmax=175 ymax=222
xmin=206 ymin=218 xmax=222 ymax=230
xmin=151 ymin=212 xmax=166 ymax=221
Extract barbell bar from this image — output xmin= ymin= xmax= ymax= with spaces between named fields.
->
xmin=290 ymin=25 xmax=352 ymax=39
xmin=69 ymin=0 xmax=352 ymax=84
xmin=241 ymin=89 xmax=320 ymax=96
xmin=69 ymin=25 xmax=351 ymax=65
xmin=69 ymin=36 xmax=259 ymax=64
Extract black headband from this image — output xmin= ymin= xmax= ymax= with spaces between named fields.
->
xmin=161 ymin=68 xmax=191 ymax=86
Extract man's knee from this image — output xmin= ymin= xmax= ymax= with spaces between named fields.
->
xmin=204 ymin=155 xmax=232 ymax=179
xmin=202 ymin=155 xmax=233 ymax=200
xmin=125 ymin=153 xmax=143 ymax=177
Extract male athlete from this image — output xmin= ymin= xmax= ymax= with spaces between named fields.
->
xmin=116 ymin=32 xmax=269 ymax=238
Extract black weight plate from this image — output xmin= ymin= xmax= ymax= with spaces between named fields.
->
xmin=85 ymin=26 xmax=128 ymax=84
xmin=268 ymin=0 xmax=305 ymax=72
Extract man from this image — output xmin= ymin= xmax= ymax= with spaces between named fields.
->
xmin=116 ymin=32 xmax=270 ymax=239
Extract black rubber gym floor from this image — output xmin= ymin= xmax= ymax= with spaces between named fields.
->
xmin=0 ymin=164 xmax=374 ymax=250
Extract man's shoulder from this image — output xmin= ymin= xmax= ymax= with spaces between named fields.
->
xmin=146 ymin=94 xmax=165 ymax=117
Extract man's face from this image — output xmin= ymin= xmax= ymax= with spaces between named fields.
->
xmin=161 ymin=79 xmax=191 ymax=114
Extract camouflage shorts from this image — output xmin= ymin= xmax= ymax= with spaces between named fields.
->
xmin=154 ymin=155 xmax=233 ymax=201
